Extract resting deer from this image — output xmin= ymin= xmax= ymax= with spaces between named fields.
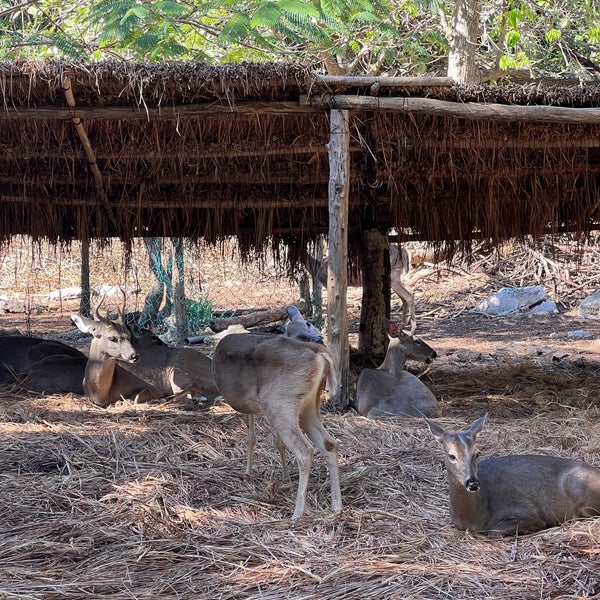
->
xmin=212 ymin=332 xmax=342 ymax=519
xmin=306 ymin=243 xmax=416 ymax=333
xmin=356 ymin=331 xmax=438 ymax=418
xmin=0 ymin=335 xmax=87 ymax=394
xmin=72 ymin=297 xmax=219 ymax=407
xmin=284 ymin=305 xmax=324 ymax=344
xmin=426 ymin=414 xmax=600 ymax=536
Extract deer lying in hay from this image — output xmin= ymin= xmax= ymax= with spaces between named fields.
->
xmin=355 ymin=330 xmax=437 ymax=418
xmin=212 ymin=332 xmax=342 ymax=519
xmin=0 ymin=335 xmax=87 ymax=394
xmin=71 ymin=297 xmax=219 ymax=407
xmin=426 ymin=414 xmax=600 ymax=536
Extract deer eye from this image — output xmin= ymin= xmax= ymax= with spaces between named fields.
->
xmin=447 ymin=453 xmax=457 ymax=461
xmin=108 ymin=336 xmax=118 ymax=343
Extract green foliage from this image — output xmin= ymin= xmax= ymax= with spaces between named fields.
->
xmin=1 ymin=0 xmax=598 ymax=79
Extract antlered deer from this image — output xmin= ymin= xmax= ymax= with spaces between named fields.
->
xmin=426 ymin=414 xmax=600 ymax=536
xmin=356 ymin=331 xmax=437 ymax=418
xmin=306 ymin=244 xmax=416 ymax=333
xmin=212 ymin=332 xmax=342 ymax=519
xmin=72 ymin=297 xmax=219 ymax=407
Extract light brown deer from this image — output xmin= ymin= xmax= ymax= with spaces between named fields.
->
xmin=426 ymin=414 xmax=600 ymax=536
xmin=306 ymin=244 xmax=416 ymax=333
xmin=71 ymin=298 xmax=219 ymax=407
xmin=356 ymin=331 xmax=437 ymax=418
xmin=212 ymin=332 xmax=342 ymax=519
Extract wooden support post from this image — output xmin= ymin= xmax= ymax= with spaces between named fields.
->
xmin=326 ymin=109 xmax=350 ymax=411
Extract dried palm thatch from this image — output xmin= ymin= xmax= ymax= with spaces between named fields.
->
xmin=2 ymin=60 xmax=600 ymax=270
xmin=0 ymin=376 xmax=598 ymax=599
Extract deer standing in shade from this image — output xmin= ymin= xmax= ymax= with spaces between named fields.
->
xmin=426 ymin=414 xmax=600 ymax=536
xmin=212 ymin=332 xmax=342 ymax=519
xmin=306 ymin=244 xmax=416 ymax=333
xmin=356 ymin=331 xmax=437 ymax=418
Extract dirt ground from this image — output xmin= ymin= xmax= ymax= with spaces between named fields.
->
xmin=0 ymin=237 xmax=599 ymax=599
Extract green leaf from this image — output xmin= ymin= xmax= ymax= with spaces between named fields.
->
xmin=544 ymin=28 xmax=561 ymax=43
xmin=251 ymin=2 xmax=282 ymax=27
xmin=506 ymin=29 xmax=520 ymax=48
xmin=219 ymin=12 xmax=251 ymax=43
xmin=278 ymin=0 xmax=319 ymax=19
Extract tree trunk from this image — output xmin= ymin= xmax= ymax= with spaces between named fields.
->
xmin=358 ymin=228 xmax=390 ymax=361
xmin=447 ymin=0 xmax=481 ymax=84
xmin=79 ymin=237 xmax=91 ymax=317
xmin=140 ymin=237 xmax=166 ymax=325
xmin=172 ymin=237 xmax=187 ymax=342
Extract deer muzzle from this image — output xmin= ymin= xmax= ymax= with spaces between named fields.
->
xmin=465 ymin=477 xmax=481 ymax=492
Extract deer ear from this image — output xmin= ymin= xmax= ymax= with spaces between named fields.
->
xmin=468 ymin=413 xmax=488 ymax=438
xmin=425 ymin=418 xmax=446 ymax=443
xmin=71 ymin=314 xmax=95 ymax=334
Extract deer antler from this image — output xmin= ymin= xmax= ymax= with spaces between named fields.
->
xmin=93 ymin=294 xmax=110 ymax=322
xmin=117 ymin=288 xmax=127 ymax=325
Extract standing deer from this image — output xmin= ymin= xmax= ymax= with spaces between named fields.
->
xmin=72 ymin=297 xmax=219 ymax=407
xmin=306 ymin=243 xmax=416 ymax=333
xmin=426 ymin=414 xmax=600 ymax=536
xmin=212 ymin=332 xmax=342 ymax=519
xmin=356 ymin=331 xmax=438 ymax=418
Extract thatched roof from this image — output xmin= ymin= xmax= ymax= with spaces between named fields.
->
xmin=2 ymin=60 xmax=600 ymax=263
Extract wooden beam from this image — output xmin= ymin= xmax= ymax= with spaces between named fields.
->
xmin=0 ymin=194 xmax=330 ymax=209
xmin=302 ymin=94 xmax=600 ymax=123
xmin=315 ymin=75 xmax=454 ymax=88
xmin=326 ymin=109 xmax=351 ymax=411
xmin=0 ymin=101 xmax=319 ymax=121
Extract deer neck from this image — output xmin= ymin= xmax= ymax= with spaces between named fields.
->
xmin=447 ymin=472 xmax=486 ymax=531
xmin=84 ymin=344 xmax=117 ymax=402
xmin=380 ymin=348 xmax=406 ymax=377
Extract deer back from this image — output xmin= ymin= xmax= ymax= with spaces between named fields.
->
xmin=356 ymin=333 xmax=438 ymax=418
xmin=427 ymin=415 xmax=600 ymax=535
xmin=119 ymin=342 xmax=219 ymax=401
xmin=212 ymin=332 xmax=334 ymax=415
xmin=0 ymin=336 xmax=85 ymax=384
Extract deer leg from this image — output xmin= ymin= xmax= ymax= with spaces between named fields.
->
xmin=245 ymin=414 xmax=256 ymax=476
xmin=300 ymin=412 xmax=342 ymax=513
xmin=274 ymin=434 xmax=290 ymax=480
xmin=267 ymin=413 xmax=315 ymax=519
xmin=392 ymin=279 xmax=416 ymax=334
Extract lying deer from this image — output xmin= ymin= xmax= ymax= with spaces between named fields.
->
xmin=426 ymin=414 xmax=600 ymax=536
xmin=284 ymin=305 xmax=324 ymax=344
xmin=306 ymin=244 xmax=416 ymax=333
xmin=72 ymin=298 xmax=219 ymax=407
xmin=0 ymin=335 xmax=87 ymax=394
xmin=356 ymin=331 xmax=438 ymax=418
xmin=212 ymin=332 xmax=342 ymax=519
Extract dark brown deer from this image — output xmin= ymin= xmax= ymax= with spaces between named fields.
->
xmin=356 ymin=331 xmax=437 ymax=418
xmin=212 ymin=332 xmax=342 ymax=519
xmin=306 ymin=244 xmax=416 ymax=333
xmin=426 ymin=414 xmax=600 ymax=536
xmin=71 ymin=297 xmax=219 ymax=407
xmin=0 ymin=336 xmax=87 ymax=394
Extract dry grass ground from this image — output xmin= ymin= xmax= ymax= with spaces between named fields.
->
xmin=0 ymin=236 xmax=599 ymax=599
